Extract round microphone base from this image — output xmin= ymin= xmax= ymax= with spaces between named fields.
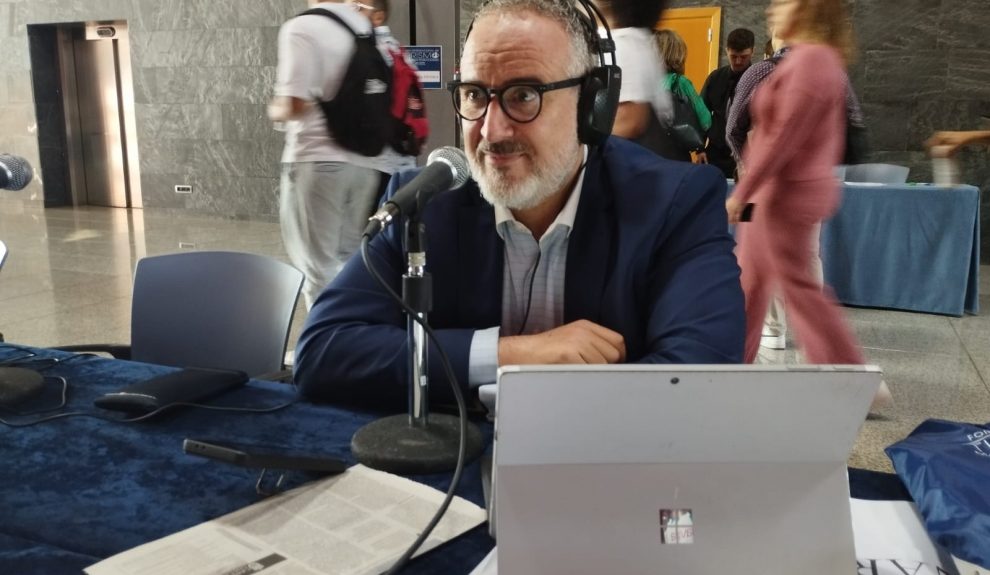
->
xmin=0 ymin=367 xmax=45 ymax=407
xmin=351 ymin=413 xmax=484 ymax=475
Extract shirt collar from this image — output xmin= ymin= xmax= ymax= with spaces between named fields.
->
xmin=494 ymin=145 xmax=589 ymax=238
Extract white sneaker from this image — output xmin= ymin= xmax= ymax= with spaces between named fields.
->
xmin=870 ymin=379 xmax=894 ymax=413
xmin=760 ymin=334 xmax=786 ymax=350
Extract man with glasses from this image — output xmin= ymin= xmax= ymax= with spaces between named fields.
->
xmin=294 ymin=0 xmax=744 ymax=405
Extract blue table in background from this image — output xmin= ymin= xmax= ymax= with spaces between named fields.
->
xmin=822 ymin=183 xmax=980 ymax=316
xmin=730 ymin=183 xmax=981 ymax=316
xmin=0 ymin=347 xmax=910 ymax=574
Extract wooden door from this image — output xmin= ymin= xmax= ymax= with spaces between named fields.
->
xmin=657 ymin=7 xmax=721 ymax=93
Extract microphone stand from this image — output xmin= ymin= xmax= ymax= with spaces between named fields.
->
xmin=351 ymin=201 xmax=483 ymax=475
xmin=404 ymin=217 xmax=431 ymax=428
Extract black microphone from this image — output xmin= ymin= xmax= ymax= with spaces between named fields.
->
xmin=0 ymin=154 xmax=34 ymax=191
xmin=363 ymin=147 xmax=471 ymax=238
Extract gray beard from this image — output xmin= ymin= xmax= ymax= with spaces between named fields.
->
xmin=470 ymin=144 xmax=581 ymax=211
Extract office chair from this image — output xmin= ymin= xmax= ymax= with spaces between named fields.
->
xmin=56 ymin=251 xmax=304 ymax=379
xmin=843 ymin=163 xmax=910 ymax=184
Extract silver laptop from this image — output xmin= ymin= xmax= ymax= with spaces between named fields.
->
xmin=492 ymin=364 xmax=881 ymax=574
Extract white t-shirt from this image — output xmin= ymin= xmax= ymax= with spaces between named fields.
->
xmin=274 ymin=3 xmax=377 ymax=166
xmin=608 ymin=27 xmax=672 ymax=123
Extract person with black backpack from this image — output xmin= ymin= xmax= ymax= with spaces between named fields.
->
xmin=360 ymin=0 xmax=431 ymax=177
xmin=269 ymin=0 xmax=395 ymax=311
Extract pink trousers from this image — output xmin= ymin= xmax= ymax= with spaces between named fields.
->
xmin=736 ymin=207 xmax=865 ymax=364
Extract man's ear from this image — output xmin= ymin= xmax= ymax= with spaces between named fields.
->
xmin=372 ymin=10 xmax=387 ymax=27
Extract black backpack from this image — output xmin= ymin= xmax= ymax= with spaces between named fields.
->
xmin=300 ymin=9 xmax=391 ymax=157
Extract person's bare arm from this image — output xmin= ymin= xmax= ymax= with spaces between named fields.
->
xmin=498 ymin=320 xmax=627 ymax=365
xmin=925 ymin=131 xmax=990 ymax=157
xmin=611 ymin=102 xmax=651 ymax=140
xmin=268 ymin=96 xmax=310 ymax=122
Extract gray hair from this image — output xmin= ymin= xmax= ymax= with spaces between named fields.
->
xmin=470 ymin=0 xmax=598 ymax=76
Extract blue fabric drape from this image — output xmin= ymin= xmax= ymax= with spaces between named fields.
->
xmin=887 ymin=419 xmax=990 ymax=569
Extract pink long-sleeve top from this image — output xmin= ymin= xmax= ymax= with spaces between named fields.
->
xmin=731 ymin=43 xmax=847 ymax=219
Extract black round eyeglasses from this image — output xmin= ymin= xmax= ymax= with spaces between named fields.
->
xmin=446 ymin=76 xmax=585 ymax=123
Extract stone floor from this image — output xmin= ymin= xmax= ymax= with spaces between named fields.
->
xmin=2 ymin=202 xmax=989 ymax=473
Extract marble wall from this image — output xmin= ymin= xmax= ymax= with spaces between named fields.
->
xmin=2 ymin=1 xmax=989 ymax=257
xmin=0 ymin=0 xmax=304 ymax=218
xmin=665 ymin=0 xmax=990 ymax=261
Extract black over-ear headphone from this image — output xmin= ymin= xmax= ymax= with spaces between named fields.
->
xmin=455 ymin=0 xmax=622 ymax=147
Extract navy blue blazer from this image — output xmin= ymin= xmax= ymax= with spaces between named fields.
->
xmin=294 ymin=138 xmax=744 ymax=404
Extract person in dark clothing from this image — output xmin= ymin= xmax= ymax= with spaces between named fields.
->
xmin=700 ymin=28 xmax=755 ymax=178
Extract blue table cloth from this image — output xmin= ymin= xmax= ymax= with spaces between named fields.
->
xmin=730 ymin=183 xmax=981 ymax=316
xmin=0 ymin=347 xmax=493 ymax=575
xmin=0 ymin=346 xmax=909 ymax=574
xmin=822 ymin=183 xmax=980 ymax=317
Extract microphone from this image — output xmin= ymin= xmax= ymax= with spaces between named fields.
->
xmin=0 ymin=155 xmax=34 ymax=191
xmin=363 ymin=146 xmax=471 ymax=238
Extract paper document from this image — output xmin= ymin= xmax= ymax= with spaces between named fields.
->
xmin=852 ymin=499 xmax=987 ymax=575
xmin=86 ymin=464 xmax=487 ymax=575
xmin=470 ymin=500 xmax=988 ymax=575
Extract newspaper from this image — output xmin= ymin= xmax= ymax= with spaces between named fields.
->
xmin=469 ymin=500 xmax=989 ymax=575
xmin=86 ymin=464 xmax=487 ymax=575
xmin=851 ymin=499 xmax=986 ymax=575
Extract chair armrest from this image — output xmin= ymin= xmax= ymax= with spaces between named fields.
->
xmin=52 ymin=344 xmax=132 ymax=360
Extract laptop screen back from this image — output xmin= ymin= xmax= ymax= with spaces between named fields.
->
xmin=493 ymin=364 xmax=881 ymax=574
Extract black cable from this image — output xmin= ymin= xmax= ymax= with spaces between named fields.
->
xmin=1 ymin=344 xmax=97 ymax=371
xmin=0 ymin=398 xmax=297 ymax=428
xmin=515 ymin=249 xmax=542 ymax=335
xmin=359 ymin=237 xmax=469 ymax=575
xmin=0 ymin=376 xmax=68 ymax=416
xmin=0 ymin=344 xmax=298 ymax=426
xmin=514 ymin=152 xmax=588 ymax=336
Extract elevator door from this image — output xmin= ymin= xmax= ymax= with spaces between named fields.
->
xmin=62 ymin=24 xmax=137 ymax=208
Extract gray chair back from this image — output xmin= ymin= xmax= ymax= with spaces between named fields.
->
xmin=843 ymin=163 xmax=910 ymax=184
xmin=129 ymin=251 xmax=303 ymax=376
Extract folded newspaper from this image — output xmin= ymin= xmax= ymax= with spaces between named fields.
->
xmin=86 ymin=464 xmax=486 ymax=575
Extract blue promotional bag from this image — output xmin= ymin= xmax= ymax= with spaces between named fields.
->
xmin=885 ymin=419 xmax=990 ymax=568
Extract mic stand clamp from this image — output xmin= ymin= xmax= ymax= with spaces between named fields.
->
xmin=351 ymin=211 xmax=483 ymax=475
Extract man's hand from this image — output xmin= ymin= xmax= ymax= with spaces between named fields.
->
xmin=498 ymin=320 xmax=626 ymax=365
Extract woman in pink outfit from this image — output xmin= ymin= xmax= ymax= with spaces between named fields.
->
xmin=726 ymin=0 xmax=864 ymax=366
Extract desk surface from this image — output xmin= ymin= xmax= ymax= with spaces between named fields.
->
xmin=0 ymin=347 xmax=908 ymax=574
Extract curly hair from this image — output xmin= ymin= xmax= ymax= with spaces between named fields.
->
xmin=472 ymin=0 xmax=598 ymax=75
